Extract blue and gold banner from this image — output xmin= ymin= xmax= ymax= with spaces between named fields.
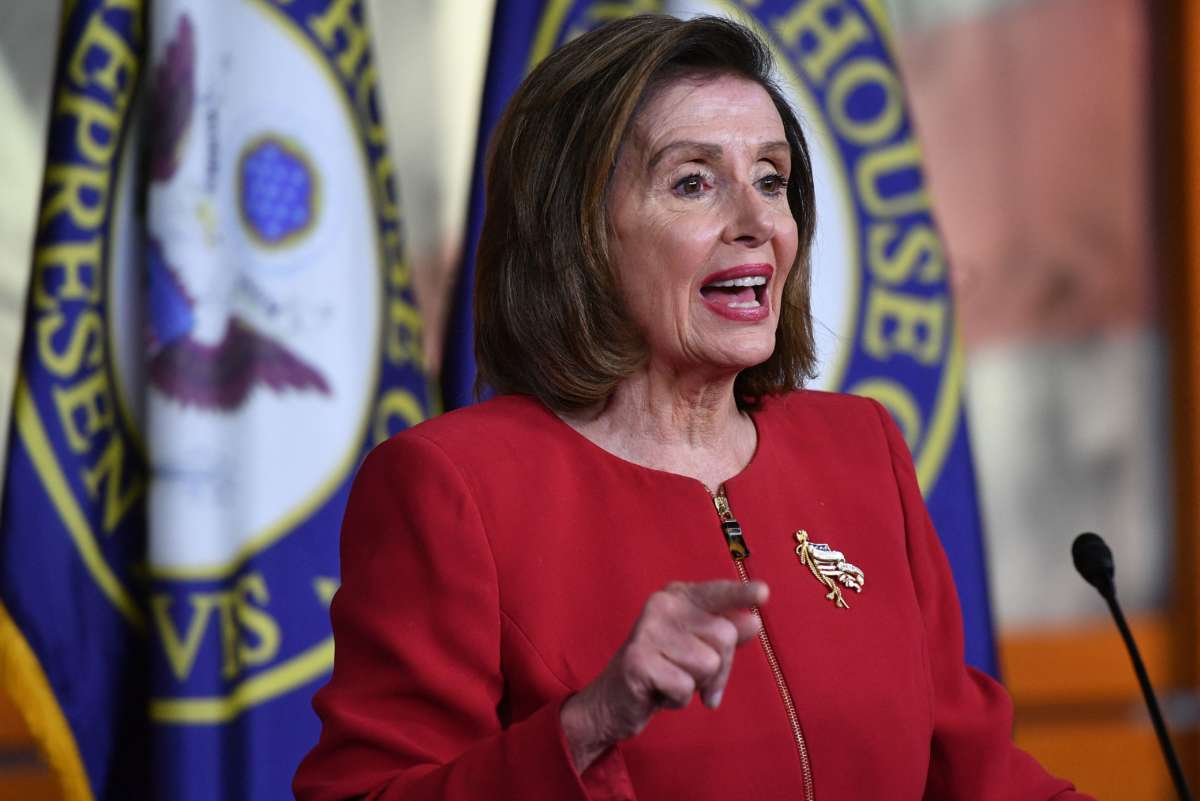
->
xmin=444 ymin=0 xmax=996 ymax=674
xmin=0 ymin=1 xmax=427 ymax=799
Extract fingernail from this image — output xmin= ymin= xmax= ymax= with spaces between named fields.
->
xmin=712 ymin=690 xmax=723 ymax=707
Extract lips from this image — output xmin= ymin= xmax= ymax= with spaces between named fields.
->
xmin=699 ymin=264 xmax=773 ymax=322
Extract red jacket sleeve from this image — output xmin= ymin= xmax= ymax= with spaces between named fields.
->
xmin=874 ymin=402 xmax=1095 ymax=801
xmin=292 ymin=432 xmax=628 ymax=801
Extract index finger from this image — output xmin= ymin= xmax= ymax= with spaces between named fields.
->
xmin=675 ymin=579 xmax=769 ymax=613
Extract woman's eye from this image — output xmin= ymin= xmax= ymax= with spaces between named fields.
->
xmin=674 ymin=173 xmax=709 ymax=196
xmin=758 ymin=173 xmax=789 ymax=195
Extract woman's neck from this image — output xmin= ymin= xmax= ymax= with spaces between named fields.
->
xmin=560 ymin=366 xmax=757 ymax=491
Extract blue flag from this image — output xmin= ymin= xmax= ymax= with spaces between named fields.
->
xmin=443 ymin=0 xmax=997 ymax=674
xmin=0 ymin=1 xmax=428 ymax=799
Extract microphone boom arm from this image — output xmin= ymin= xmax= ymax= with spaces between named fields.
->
xmin=1072 ymin=532 xmax=1194 ymax=801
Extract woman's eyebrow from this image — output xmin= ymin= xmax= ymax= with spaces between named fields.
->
xmin=646 ymin=139 xmax=792 ymax=170
xmin=758 ymin=141 xmax=790 ymax=160
xmin=646 ymin=140 xmax=723 ymax=170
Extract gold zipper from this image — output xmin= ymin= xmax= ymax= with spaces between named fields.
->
xmin=710 ymin=486 xmax=815 ymax=801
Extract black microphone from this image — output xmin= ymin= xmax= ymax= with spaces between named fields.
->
xmin=1071 ymin=533 xmax=1194 ymax=801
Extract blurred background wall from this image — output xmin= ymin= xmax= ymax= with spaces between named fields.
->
xmin=893 ymin=0 xmax=1167 ymax=629
xmin=886 ymin=3 xmax=1191 ymax=795
xmin=0 ymin=0 xmax=1195 ymax=797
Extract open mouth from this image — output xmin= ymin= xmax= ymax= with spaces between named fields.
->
xmin=700 ymin=275 xmax=768 ymax=309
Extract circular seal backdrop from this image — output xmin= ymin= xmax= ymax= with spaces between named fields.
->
xmin=108 ymin=2 xmax=382 ymax=574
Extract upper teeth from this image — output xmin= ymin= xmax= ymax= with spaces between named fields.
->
xmin=708 ymin=276 xmax=767 ymax=288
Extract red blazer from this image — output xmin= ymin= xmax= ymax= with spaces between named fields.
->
xmin=294 ymin=391 xmax=1091 ymax=801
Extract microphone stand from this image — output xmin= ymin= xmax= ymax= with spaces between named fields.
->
xmin=1096 ymin=586 xmax=1193 ymax=801
xmin=1073 ymin=532 xmax=1194 ymax=801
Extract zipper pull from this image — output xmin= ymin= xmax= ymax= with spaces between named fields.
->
xmin=710 ymin=488 xmax=750 ymax=560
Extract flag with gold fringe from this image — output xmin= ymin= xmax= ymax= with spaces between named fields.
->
xmin=443 ymin=0 xmax=997 ymax=674
xmin=0 ymin=1 xmax=428 ymax=798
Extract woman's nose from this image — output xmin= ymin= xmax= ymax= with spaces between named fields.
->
xmin=722 ymin=183 xmax=776 ymax=247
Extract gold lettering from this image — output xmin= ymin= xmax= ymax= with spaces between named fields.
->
xmin=827 ymin=58 xmax=902 ymax=146
xmin=152 ymin=593 xmax=220 ymax=682
xmin=214 ymin=592 xmax=240 ymax=679
xmin=383 ymin=228 xmax=402 ymax=255
xmin=32 ymin=238 xmax=103 ymax=310
xmin=55 ymin=89 xmax=121 ymax=165
xmin=309 ymin=0 xmax=368 ymax=78
xmin=53 ymin=370 xmax=113 ymax=452
xmin=40 ymin=164 xmax=110 ymax=229
xmin=68 ymin=4 xmax=139 ymax=97
xmin=868 ymin=222 xmax=944 ymax=284
xmin=862 ymin=286 xmax=945 ymax=365
xmin=235 ymin=573 xmax=281 ymax=669
xmin=37 ymin=309 xmax=104 ymax=378
xmin=374 ymin=388 xmax=425 ymax=443
xmin=313 ymin=577 xmax=339 ymax=607
xmin=355 ymin=63 xmax=386 ymax=146
xmin=385 ymin=238 xmax=410 ymax=286
xmin=774 ymin=0 xmax=870 ymax=84
xmin=152 ymin=573 xmax=282 ymax=683
xmin=374 ymin=156 xmax=401 ymax=223
xmin=386 ymin=298 xmax=423 ymax=366
xmin=855 ymin=138 xmax=929 ymax=218
xmin=82 ymin=434 xmax=145 ymax=533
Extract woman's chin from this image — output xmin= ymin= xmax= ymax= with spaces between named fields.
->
xmin=720 ymin=331 xmax=777 ymax=367
xmin=688 ymin=340 xmax=777 ymax=375
xmin=649 ymin=327 xmax=778 ymax=376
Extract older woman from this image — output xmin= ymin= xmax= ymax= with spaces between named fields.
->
xmin=294 ymin=15 xmax=1090 ymax=801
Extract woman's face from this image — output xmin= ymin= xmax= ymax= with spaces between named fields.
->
xmin=607 ymin=73 xmax=798 ymax=379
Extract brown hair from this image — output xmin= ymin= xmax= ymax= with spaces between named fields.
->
xmin=475 ymin=14 xmax=817 ymax=411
